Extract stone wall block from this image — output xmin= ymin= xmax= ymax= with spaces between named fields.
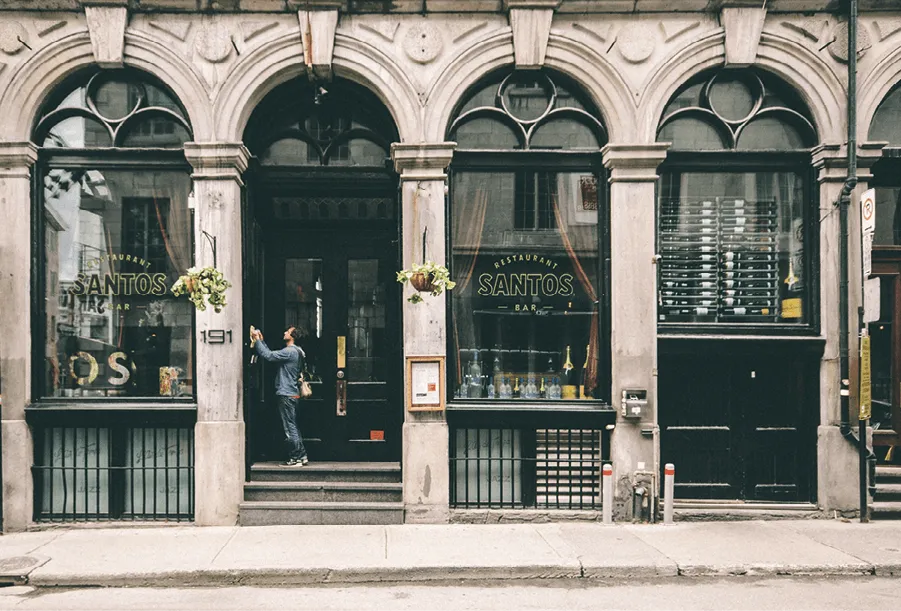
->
xmin=85 ymin=5 xmax=128 ymax=67
xmin=298 ymin=8 xmax=338 ymax=79
xmin=509 ymin=7 xmax=553 ymax=69
xmin=721 ymin=6 xmax=766 ymax=66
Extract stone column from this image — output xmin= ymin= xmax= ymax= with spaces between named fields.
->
xmin=602 ymin=143 xmax=669 ymax=521
xmin=813 ymin=143 xmax=884 ymax=513
xmin=183 ymin=143 xmax=249 ymax=526
xmin=391 ymin=142 xmax=456 ymax=524
xmin=0 ymin=143 xmax=38 ymax=532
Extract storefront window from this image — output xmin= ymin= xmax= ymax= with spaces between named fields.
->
xmin=656 ymin=69 xmax=817 ymax=327
xmin=447 ymin=71 xmax=609 ymax=402
xmin=35 ymin=70 xmax=194 ymax=399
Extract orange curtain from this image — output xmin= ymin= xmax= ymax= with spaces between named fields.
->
xmin=551 ymin=194 xmax=599 ymax=395
xmin=451 ymin=189 xmax=489 ymax=386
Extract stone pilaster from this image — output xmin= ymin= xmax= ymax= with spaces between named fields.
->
xmin=0 ymin=142 xmax=38 ymax=532
xmin=812 ymin=142 xmax=885 ymax=513
xmin=183 ymin=142 xmax=250 ymax=526
xmin=391 ymin=142 xmax=456 ymax=524
xmin=602 ymin=143 xmax=669 ymax=521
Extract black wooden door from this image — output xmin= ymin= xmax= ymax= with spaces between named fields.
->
xmin=872 ymin=253 xmax=901 ymax=459
xmin=659 ymin=344 xmax=817 ymax=501
xmin=259 ymin=231 xmax=401 ymax=462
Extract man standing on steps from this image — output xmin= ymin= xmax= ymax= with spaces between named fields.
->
xmin=251 ymin=326 xmax=309 ymax=467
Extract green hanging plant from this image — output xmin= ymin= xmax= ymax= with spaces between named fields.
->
xmin=396 ymin=261 xmax=456 ymax=304
xmin=171 ymin=266 xmax=232 ymax=313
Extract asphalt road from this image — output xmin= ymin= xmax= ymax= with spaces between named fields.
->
xmin=0 ymin=577 xmax=898 ymax=610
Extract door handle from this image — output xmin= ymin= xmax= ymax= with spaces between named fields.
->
xmin=336 ymin=372 xmax=347 ymax=417
xmin=337 ymin=336 xmax=347 ymax=416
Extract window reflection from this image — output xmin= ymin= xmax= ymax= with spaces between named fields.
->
xmin=451 ymin=170 xmax=602 ymax=401
xmin=658 ymin=172 xmax=807 ymax=324
xmin=347 ymin=260 xmax=386 ymax=382
xmin=44 ymin=170 xmax=193 ymax=398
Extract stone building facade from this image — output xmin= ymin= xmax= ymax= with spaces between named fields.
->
xmin=0 ymin=0 xmax=899 ymax=530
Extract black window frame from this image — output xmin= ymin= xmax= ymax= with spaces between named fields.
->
xmin=445 ymin=65 xmax=613 ymax=408
xmin=655 ymin=66 xmax=821 ymax=337
xmin=31 ymin=69 xmax=197 ymax=409
xmin=656 ymin=151 xmax=820 ymax=336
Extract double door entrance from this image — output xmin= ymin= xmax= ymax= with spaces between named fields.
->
xmin=246 ymin=228 xmax=402 ymax=463
xmin=659 ymin=344 xmax=818 ymax=501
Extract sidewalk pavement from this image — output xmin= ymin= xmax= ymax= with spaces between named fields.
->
xmin=0 ymin=520 xmax=898 ymax=588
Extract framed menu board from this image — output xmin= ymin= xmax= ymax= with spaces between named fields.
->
xmin=406 ymin=356 xmax=445 ymax=412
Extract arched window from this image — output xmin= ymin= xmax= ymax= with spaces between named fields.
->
xmin=243 ymin=79 xmax=398 ymax=223
xmin=34 ymin=69 xmax=195 ymax=400
xmin=869 ymin=85 xmax=901 ymax=247
xmin=447 ymin=70 xmax=610 ymax=405
xmin=656 ymin=68 xmax=817 ymax=328
xmin=245 ymin=79 xmax=396 ymax=168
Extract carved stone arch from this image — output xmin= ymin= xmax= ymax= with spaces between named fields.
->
xmin=543 ymin=33 xmax=634 ymax=142
xmin=422 ymin=29 xmax=513 ymax=143
xmin=0 ymin=30 xmax=211 ymax=142
xmin=425 ymin=30 xmax=631 ymax=143
xmin=640 ymin=31 xmax=843 ymax=145
xmin=859 ymin=44 xmax=901 ymax=142
xmin=215 ymin=31 xmax=418 ymax=145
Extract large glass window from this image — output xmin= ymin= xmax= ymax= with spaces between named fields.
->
xmin=35 ymin=70 xmax=194 ymax=399
xmin=656 ymin=69 xmax=817 ymax=327
xmin=448 ymin=71 xmax=609 ymax=403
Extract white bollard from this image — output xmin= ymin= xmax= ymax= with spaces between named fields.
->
xmin=663 ymin=463 xmax=675 ymax=524
xmin=602 ymin=463 xmax=614 ymax=524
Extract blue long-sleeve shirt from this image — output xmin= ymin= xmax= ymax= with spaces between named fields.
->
xmin=254 ymin=340 xmax=304 ymax=397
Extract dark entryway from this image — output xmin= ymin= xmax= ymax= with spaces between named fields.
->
xmin=658 ymin=340 xmax=820 ymax=502
xmin=242 ymin=77 xmax=402 ymax=467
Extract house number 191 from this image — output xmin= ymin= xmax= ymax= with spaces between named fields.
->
xmin=201 ymin=330 xmax=232 ymax=344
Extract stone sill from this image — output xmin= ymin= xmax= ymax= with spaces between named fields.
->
xmin=450 ymin=508 xmax=602 ymax=523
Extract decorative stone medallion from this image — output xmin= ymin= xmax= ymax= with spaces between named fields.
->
xmin=616 ymin=23 xmax=656 ymax=64
xmin=0 ymin=22 xmax=28 ymax=55
xmin=195 ymin=23 xmax=232 ymax=63
xmin=404 ymin=23 xmax=443 ymax=64
xmin=829 ymin=21 xmax=871 ymax=63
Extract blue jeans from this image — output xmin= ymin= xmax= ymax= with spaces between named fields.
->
xmin=276 ymin=396 xmax=307 ymax=461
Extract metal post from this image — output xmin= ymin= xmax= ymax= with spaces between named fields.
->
xmin=663 ymin=463 xmax=675 ymax=524
xmin=846 ymin=0 xmax=868 ymax=524
xmin=602 ymin=463 xmax=613 ymax=524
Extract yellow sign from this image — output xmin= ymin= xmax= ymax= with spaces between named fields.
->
xmin=781 ymin=298 xmax=803 ymax=319
xmin=337 ymin=336 xmax=346 ymax=369
xmin=860 ymin=335 xmax=871 ymax=420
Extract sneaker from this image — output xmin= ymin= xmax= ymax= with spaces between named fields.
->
xmin=300 ymin=457 xmax=309 ymax=466
xmin=281 ymin=458 xmax=298 ymax=467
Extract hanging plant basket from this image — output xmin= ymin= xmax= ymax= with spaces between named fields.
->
xmin=396 ymin=261 xmax=456 ymax=304
xmin=171 ymin=266 xmax=232 ymax=313
xmin=409 ymin=271 xmax=436 ymax=293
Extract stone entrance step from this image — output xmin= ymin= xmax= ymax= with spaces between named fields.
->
xmin=240 ymin=461 xmax=404 ymax=525
xmin=238 ymin=501 xmax=405 ymax=526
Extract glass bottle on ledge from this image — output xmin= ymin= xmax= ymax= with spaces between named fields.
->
xmin=513 ymin=377 xmax=521 ymax=399
xmin=539 ymin=377 xmax=547 ymax=399
xmin=549 ymin=377 xmax=561 ymax=399
xmin=561 ymin=345 xmax=577 ymax=399
xmin=500 ymin=377 xmax=512 ymax=399
xmin=487 ymin=379 xmax=496 ymax=399
xmin=579 ymin=344 xmax=591 ymax=399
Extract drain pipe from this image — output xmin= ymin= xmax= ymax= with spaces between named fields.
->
xmin=839 ymin=0 xmax=857 ymax=441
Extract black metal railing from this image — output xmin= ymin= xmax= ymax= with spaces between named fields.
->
xmin=450 ymin=427 xmax=608 ymax=509
xmin=33 ymin=424 xmax=194 ymax=522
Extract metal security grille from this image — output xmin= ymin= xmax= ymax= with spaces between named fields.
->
xmin=450 ymin=427 xmax=604 ymax=509
xmin=33 ymin=425 xmax=194 ymax=522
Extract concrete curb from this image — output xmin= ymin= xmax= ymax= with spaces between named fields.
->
xmin=25 ymin=562 xmax=894 ymax=587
